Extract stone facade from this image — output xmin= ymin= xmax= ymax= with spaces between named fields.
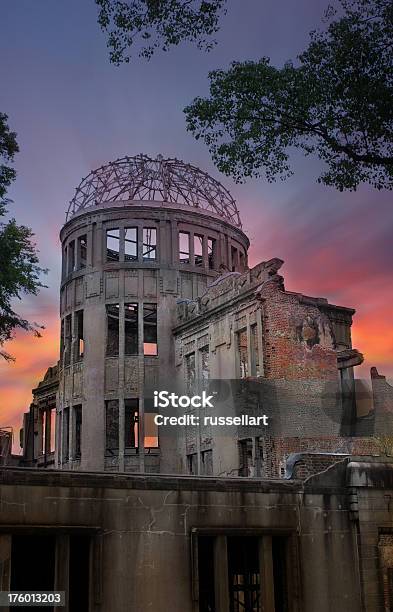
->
xmin=1 ymin=458 xmax=393 ymax=611
xmin=0 ymin=430 xmax=12 ymax=466
xmin=173 ymin=258 xmax=377 ymax=478
xmin=57 ymin=196 xmax=248 ymax=473
xmin=17 ymin=155 xmax=391 ymax=479
xmin=20 ymin=365 xmax=58 ymax=468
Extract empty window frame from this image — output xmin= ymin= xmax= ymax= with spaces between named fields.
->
xmin=74 ymin=405 xmax=82 ymax=459
xmin=144 ymin=412 xmax=159 ymax=448
xmin=208 ymin=238 xmax=216 ymax=270
xmin=272 ymin=538 xmax=290 ymax=612
xmin=125 ymin=227 xmax=138 ymax=261
xmin=74 ymin=310 xmax=84 ymax=362
xmin=179 ymin=232 xmax=190 ymax=264
xmin=41 ymin=410 xmax=47 ymax=455
xmin=228 ymin=536 xmax=261 ymax=612
xmin=62 ymin=407 xmax=69 ymax=462
xmin=187 ymin=453 xmax=198 ymax=475
xmin=10 ymin=534 xmax=90 ymax=610
xmin=231 ymin=246 xmax=238 ymax=272
xmin=196 ymin=534 xmax=291 ymax=612
xmin=143 ymin=227 xmax=157 ymax=260
xmin=63 ymin=245 xmax=68 ymax=279
xmin=50 ymin=408 xmax=56 ymax=453
xmin=125 ymin=399 xmax=139 ymax=449
xmin=105 ymin=399 xmax=119 ymax=453
xmin=106 ymin=304 xmax=120 ymax=356
xmin=68 ymin=240 xmax=76 ymax=274
xmin=239 ymin=250 xmax=246 ymax=272
xmin=185 ymin=352 xmax=196 ymax=393
xmin=144 ymin=303 xmax=157 ymax=356
xmin=78 ymin=235 xmax=87 ymax=269
xmin=250 ymin=324 xmax=260 ymax=377
xmin=60 ymin=318 xmax=64 ymax=361
xmin=41 ymin=408 xmax=55 ymax=455
xmin=194 ymin=234 xmax=203 ymax=267
xmin=237 ymin=329 xmax=249 ymax=378
xmin=10 ymin=535 xmax=56 ymax=594
xmin=125 ymin=303 xmax=138 ymax=355
xmin=200 ymin=346 xmax=209 ymax=383
xmin=201 ymin=449 xmax=213 ymax=476
xmin=239 ymin=438 xmax=253 ymax=477
xmin=64 ymin=314 xmax=72 ymax=367
xmin=106 ymin=228 xmax=120 ymax=261
xmin=197 ymin=536 xmax=215 ymax=612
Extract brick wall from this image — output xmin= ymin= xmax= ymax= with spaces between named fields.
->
xmin=259 ymin=283 xmax=338 ymax=381
xmin=259 ymin=435 xmax=379 ymax=479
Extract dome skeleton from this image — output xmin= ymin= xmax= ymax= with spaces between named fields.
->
xmin=67 ymin=154 xmax=242 ymax=227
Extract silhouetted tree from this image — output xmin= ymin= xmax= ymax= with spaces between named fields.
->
xmin=95 ymin=0 xmax=227 ymax=63
xmin=0 ymin=113 xmax=46 ymax=361
xmin=185 ymin=0 xmax=393 ymax=190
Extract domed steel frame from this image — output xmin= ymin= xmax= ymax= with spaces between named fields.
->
xmin=66 ymin=154 xmax=242 ymax=227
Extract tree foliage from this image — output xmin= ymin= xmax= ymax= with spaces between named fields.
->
xmin=0 ymin=113 xmax=47 ymax=361
xmin=185 ymin=0 xmax=393 ymax=190
xmin=95 ymin=0 xmax=227 ymax=63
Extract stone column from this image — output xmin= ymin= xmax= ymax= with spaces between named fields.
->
xmin=259 ymin=536 xmax=276 ymax=611
xmin=54 ymin=535 xmax=70 ymax=612
xmin=214 ymin=536 xmax=229 ymax=612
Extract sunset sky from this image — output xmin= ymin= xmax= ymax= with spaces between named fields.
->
xmin=0 ymin=0 xmax=392 ymax=451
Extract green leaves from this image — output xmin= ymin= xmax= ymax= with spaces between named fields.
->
xmin=95 ymin=0 xmax=227 ymax=63
xmin=0 ymin=114 xmax=47 ymax=361
xmin=185 ymin=0 xmax=393 ymax=191
xmin=0 ymin=112 xmax=18 ymax=205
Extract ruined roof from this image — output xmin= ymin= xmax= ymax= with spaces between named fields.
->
xmin=66 ymin=154 xmax=242 ymax=227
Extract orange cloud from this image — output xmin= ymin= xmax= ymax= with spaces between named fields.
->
xmin=246 ymin=192 xmax=393 ymax=383
xmin=0 ymin=316 xmax=59 ymax=452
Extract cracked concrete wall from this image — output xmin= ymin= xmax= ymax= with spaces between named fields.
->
xmin=0 ymin=465 xmax=371 ymax=612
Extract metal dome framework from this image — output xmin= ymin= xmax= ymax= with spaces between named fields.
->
xmin=67 ymin=154 xmax=242 ymax=227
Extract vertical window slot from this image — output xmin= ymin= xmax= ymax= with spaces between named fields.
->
xmin=106 ymin=304 xmax=120 ymax=356
xmin=105 ymin=399 xmax=119 ymax=453
xmin=78 ymin=235 xmax=87 ymax=269
xmin=179 ymin=232 xmax=190 ymax=264
xmin=208 ymin=238 xmax=216 ymax=270
xmin=143 ymin=227 xmax=157 ymax=260
xmin=143 ymin=303 xmax=157 ymax=356
xmin=125 ymin=227 xmax=138 ymax=261
xmin=237 ymin=329 xmax=249 ymax=378
xmin=74 ymin=405 xmax=82 ymax=459
xmin=125 ymin=399 xmax=139 ymax=449
xmin=106 ymin=228 xmax=120 ymax=261
xmin=125 ymin=303 xmax=138 ymax=355
xmin=68 ymin=240 xmax=75 ymax=274
xmin=194 ymin=234 xmax=203 ymax=267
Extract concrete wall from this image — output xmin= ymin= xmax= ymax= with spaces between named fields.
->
xmin=348 ymin=461 xmax=393 ymax=611
xmin=0 ymin=461 xmax=372 ymax=612
xmin=0 ymin=459 xmax=393 ymax=612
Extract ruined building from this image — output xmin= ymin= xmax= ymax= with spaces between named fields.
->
xmin=2 ymin=155 xmax=393 ymax=612
xmin=19 ymin=154 xmax=380 ymax=476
